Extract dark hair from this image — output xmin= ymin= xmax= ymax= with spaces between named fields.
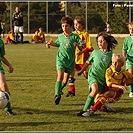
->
xmin=61 ymin=16 xmax=74 ymax=27
xmin=74 ymin=16 xmax=86 ymax=29
xmin=96 ymin=31 xmax=118 ymax=51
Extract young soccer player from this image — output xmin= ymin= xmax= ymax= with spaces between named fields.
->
xmin=66 ymin=16 xmax=93 ymax=97
xmin=83 ymin=54 xmax=133 ymax=116
xmin=76 ymin=31 xmax=118 ymax=116
xmin=46 ymin=16 xmax=83 ymax=105
xmin=38 ymin=27 xmax=45 ymax=43
xmin=0 ymin=38 xmax=15 ymax=115
xmin=5 ymin=29 xmax=15 ymax=44
xmin=31 ymin=30 xmax=39 ymax=43
xmin=122 ymin=22 xmax=133 ymax=97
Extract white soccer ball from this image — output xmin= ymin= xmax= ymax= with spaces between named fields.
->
xmin=0 ymin=91 xmax=10 ymax=109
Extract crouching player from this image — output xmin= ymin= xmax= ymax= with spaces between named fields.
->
xmin=82 ymin=54 xmax=133 ymax=116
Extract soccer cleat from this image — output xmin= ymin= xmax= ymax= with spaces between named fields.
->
xmin=6 ymin=110 xmax=16 ymax=116
xmin=76 ymin=111 xmax=86 ymax=116
xmin=129 ymin=92 xmax=133 ymax=98
xmin=82 ymin=109 xmax=94 ymax=117
xmin=66 ymin=91 xmax=75 ymax=97
xmin=54 ymin=95 xmax=61 ymax=105
xmin=103 ymin=104 xmax=116 ymax=112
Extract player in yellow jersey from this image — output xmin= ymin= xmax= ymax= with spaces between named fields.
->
xmin=38 ymin=27 xmax=45 ymax=43
xmin=66 ymin=16 xmax=93 ymax=97
xmin=5 ymin=30 xmax=15 ymax=44
xmin=83 ymin=54 xmax=133 ymax=116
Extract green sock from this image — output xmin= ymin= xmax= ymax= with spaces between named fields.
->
xmin=129 ymin=84 xmax=133 ymax=92
xmin=61 ymin=82 xmax=66 ymax=91
xmin=83 ymin=95 xmax=94 ymax=111
xmin=55 ymin=81 xmax=62 ymax=96
xmin=5 ymin=92 xmax=12 ymax=112
xmin=5 ymin=102 xmax=12 ymax=112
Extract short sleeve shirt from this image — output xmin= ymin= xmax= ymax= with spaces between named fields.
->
xmin=88 ymin=49 xmax=112 ymax=91
xmin=55 ymin=33 xmax=83 ymax=74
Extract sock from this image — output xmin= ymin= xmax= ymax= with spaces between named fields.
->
xmin=91 ymin=96 xmax=107 ymax=111
xmin=129 ymin=84 xmax=133 ymax=93
xmin=55 ymin=81 xmax=62 ymax=96
xmin=68 ymin=77 xmax=75 ymax=94
xmin=5 ymin=92 xmax=12 ymax=112
xmin=5 ymin=102 xmax=12 ymax=112
xmin=61 ymin=82 xmax=66 ymax=91
xmin=83 ymin=95 xmax=94 ymax=111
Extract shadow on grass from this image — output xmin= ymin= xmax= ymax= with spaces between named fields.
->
xmin=1 ymin=106 xmax=133 ymax=131
xmin=11 ymin=105 xmax=133 ymax=117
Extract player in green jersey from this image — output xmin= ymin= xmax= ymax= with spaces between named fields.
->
xmin=46 ymin=16 xmax=83 ymax=105
xmin=76 ymin=31 xmax=118 ymax=116
xmin=122 ymin=22 xmax=133 ymax=97
xmin=83 ymin=53 xmax=133 ymax=116
xmin=0 ymin=38 xmax=15 ymax=115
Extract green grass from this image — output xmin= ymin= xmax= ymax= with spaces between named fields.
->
xmin=0 ymin=36 xmax=133 ymax=131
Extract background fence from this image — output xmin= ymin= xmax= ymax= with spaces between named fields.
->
xmin=0 ymin=1 xmax=133 ymax=34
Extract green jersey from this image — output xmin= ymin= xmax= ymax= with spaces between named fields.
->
xmin=0 ymin=39 xmax=6 ymax=73
xmin=122 ymin=35 xmax=133 ymax=69
xmin=55 ymin=33 xmax=83 ymax=74
xmin=122 ymin=36 xmax=133 ymax=57
xmin=88 ymin=49 xmax=112 ymax=92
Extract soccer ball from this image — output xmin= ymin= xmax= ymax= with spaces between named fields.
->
xmin=0 ymin=91 xmax=10 ymax=109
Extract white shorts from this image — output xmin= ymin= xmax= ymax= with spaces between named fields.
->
xmin=14 ymin=26 xmax=24 ymax=33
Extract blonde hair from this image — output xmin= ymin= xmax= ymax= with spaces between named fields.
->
xmin=112 ymin=54 xmax=126 ymax=64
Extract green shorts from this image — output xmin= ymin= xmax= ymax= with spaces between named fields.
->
xmin=88 ymin=75 xmax=106 ymax=93
xmin=56 ymin=62 xmax=75 ymax=75
xmin=126 ymin=56 xmax=133 ymax=70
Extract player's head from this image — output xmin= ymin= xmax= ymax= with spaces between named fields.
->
xmin=96 ymin=31 xmax=118 ymax=51
xmin=61 ymin=16 xmax=74 ymax=27
xmin=127 ymin=22 xmax=133 ymax=36
xmin=112 ymin=54 xmax=126 ymax=70
xmin=106 ymin=21 xmax=109 ymax=24
xmin=61 ymin=16 xmax=74 ymax=34
xmin=39 ymin=27 xmax=43 ymax=31
xmin=74 ymin=16 xmax=85 ymax=31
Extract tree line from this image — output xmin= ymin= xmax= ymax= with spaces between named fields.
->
xmin=0 ymin=2 xmax=132 ymax=34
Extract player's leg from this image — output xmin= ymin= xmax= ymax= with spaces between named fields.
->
xmin=77 ymin=82 xmax=98 ymax=116
xmin=84 ymin=90 xmax=116 ymax=116
xmin=61 ymin=72 xmax=69 ymax=93
xmin=0 ymin=72 xmax=15 ymax=115
xmin=19 ymin=26 xmax=24 ymax=44
xmin=66 ymin=70 xmax=75 ymax=97
xmin=14 ymin=26 xmax=19 ymax=43
xmin=128 ymin=68 xmax=133 ymax=97
xmin=54 ymin=70 xmax=65 ymax=105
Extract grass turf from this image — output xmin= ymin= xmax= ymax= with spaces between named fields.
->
xmin=0 ymin=36 xmax=133 ymax=131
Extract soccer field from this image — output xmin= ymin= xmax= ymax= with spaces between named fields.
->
xmin=0 ymin=37 xmax=133 ymax=131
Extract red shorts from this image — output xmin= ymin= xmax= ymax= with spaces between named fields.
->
xmin=75 ymin=64 xmax=84 ymax=71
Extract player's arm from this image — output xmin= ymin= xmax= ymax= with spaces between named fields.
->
xmin=122 ymin=51 xmax=127 ymax=59
xmin=73 ymin=42 xmax=83 ymax=51
xmin=85 ymin=33 xmax=94 ymax=52
xmin=2 ymin=56 xmax=14 ymax=73
xmin=46 ymin=40 xmax=58 ymax=48
xmin=77 ymin=61 xmax=91 ymax=76
xmin=78 ymin=47 xmax=94 ymax=55
xmin=111 ymin=84 xmax=128 ymax=91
